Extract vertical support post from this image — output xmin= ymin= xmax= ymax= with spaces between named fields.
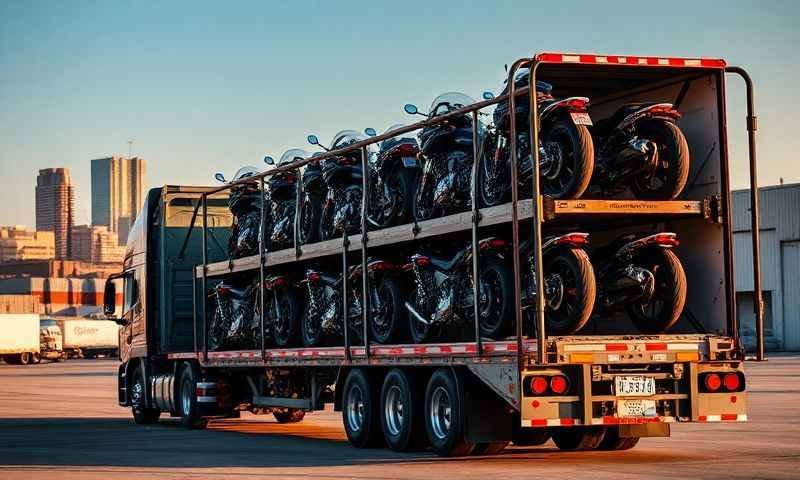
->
xmin=470 ymin=110 xmax=483 ymax=355
xmin=259 ymin=177 xmax=267 ymax=360
xmin=294 ymin=167 xmax=304 ymax=259
xmin=342 ymin=230 xmax=352 ymax=362
xmin=726 ymin=67 xmax=764 ymax=361
xmin=201 ymin=194 xmax=208 ymax=362
xmin=360 ymin=146 xmax=371 ymax=358
xmin=528 ymin=61 xmax=547 ymax=365
xmin=192 ymin=268 xmax=197 ymax=354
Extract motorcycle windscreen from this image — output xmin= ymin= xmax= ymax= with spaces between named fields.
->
xmin=428 ymin=92 xmax=477 ymax=117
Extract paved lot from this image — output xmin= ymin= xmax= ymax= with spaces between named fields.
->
xmin=0 ymin=356 xmax=798 ymax=479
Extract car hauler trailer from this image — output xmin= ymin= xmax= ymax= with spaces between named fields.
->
xmin=104 ymin=53 xmax=763 ymax=456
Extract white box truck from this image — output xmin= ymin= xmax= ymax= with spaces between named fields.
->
xmin=60 ymin=319 xmax=120 ymax=359
xmin=0 ymin=314 xmax=40 ymax=365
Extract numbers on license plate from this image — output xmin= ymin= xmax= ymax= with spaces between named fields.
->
xmin=570 ymin=112 xmax=593 ymax=126
xmin=614 ymin=376 xmax=656 ymax=397
xmin=617 ymin=399 xmax=657 ymax=418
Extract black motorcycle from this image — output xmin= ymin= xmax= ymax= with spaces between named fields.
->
xmin=519 ymin=233 xmax=596 ymax=336
xmin=297 ymin=152 xmax=326 ymax=245
xmin=479 ymin=68 xmax=595 ymax=205
xmin=263 ymin=273 xmax=301 ymax=347
xmin=404 ymin=92 xmax=480 ymax=221
xmin=591 ymin=103 xmax=690 ymax=199
xmin=592 ymin=232 xmax=687 ymax=333
xmin=263 ymin=149 xmax=309 ymax=251
xmin=364 ymin=125 xmax=420 ymax=228
xmin=403 ymin=237 xmax=513 ymax=342
xmin=307 ymin=131 xmax=368 ymax=241
xmin=215 ymin=166 xmax=263 ymax=259
xmin=207 ymin=279 xmax=262 ymax=351
xmin=300 ymin=259 xmax=405 ymax=347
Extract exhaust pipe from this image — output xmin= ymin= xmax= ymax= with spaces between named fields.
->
xmin=405 ymin=302 xmax=430 ymax=325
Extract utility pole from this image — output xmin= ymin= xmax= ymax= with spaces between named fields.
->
xmin=127 ymin=140 xmax=133 ymax=159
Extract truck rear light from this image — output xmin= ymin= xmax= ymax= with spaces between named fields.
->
xmin=723 ymin=373 xmax=742 ymax=392
xmin=550 ymin=375 xmax=569 ymax=394
xmin=703 ymin=373 xmax=722 ymax=392
xmin=528 ymin=376 xmax=549 ymax=395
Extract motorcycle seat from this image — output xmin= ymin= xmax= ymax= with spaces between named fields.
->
xmin=425 ymin=248 xmax=468 ymax=272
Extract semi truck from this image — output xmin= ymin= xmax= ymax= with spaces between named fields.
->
xmin=104 ymin=52 xmax=763 ymax=456
xmin=39 ymin=317 xmax=67 ymax=361
xmin=0 ymin=314 xmax=41 ymax=365
xmin=58 ymin=319 xmax=120 ymax=359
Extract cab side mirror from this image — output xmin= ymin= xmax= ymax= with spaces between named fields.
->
xmin=103 ymin=279 xmax=117 ymax=317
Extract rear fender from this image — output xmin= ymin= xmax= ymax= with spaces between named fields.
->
xmin=540 ymin=97 xmax=591 ymax=123
xmin=542 ymin=233 xmax=590 ymax=254
xmin=618 ymin=103 xmax=680 ymax=130
xmin=616 ymin=232 xmax=679 ymax=258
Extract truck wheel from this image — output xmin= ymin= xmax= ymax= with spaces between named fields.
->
xmin=551 ymin=427 xmax=606 ymax=451
xmin=273 ymin=409 xmax=305 ymax=423
xmin=472 ymin=442 xmax=508 ymax=455
xmin=597 ymin=426 xmax=640 ymax=450
xmin=512 ymin=425 xmax=551 ymax=446
xmin=342 ymin=369 xmax=382 ymax=448
xmin=179 ymin=367 xmax=205 ymax=429
xmin=18 ymin=352 xmax=30 ymax=365
xmin=424 ymin=368 xmax=475 ymax=457
xmin=131 ymin=367 xmax=160 ymax=425
xmin=380 ymin=368 xmax=427 ymax=451
xmin=31 ymin=352 xmax=41 ymax=364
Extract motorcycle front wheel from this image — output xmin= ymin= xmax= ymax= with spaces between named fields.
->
xmin=477 ymin=134 xmax=509 ymax=208
xmin=543 ymin=248 xmax=596 ymax=335
xmin=626 ymin=248 xmax=687 ymax=333
xmin=301 ymin=303 xmax=325 ymax=347
xmin=369 ymin=275 xmax=405 ymax=344
xmin=476 ymin=257 xmax=514 ymax=339
xmin=630 ymin=120 xmax=690 ymax=200
xmin=298 ymin=196 xmax=322 ymax=245
xmin=271 ymin=286 xmax=301 ymax=347
xmin=370 ymin=168 xmax=417 ymax=229
xmin=540 ymin=118 xmax=593 ymax=199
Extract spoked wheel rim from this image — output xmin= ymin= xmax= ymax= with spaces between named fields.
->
xmin=371 ymin=283 xmax=394 ymax=341
xmin=478 ymin=268 xmax=504 ymax=331
xmin=479 ymin=144 xmax=507 ymax=207
xmin=545 ymin=256 xmax=581 ymax=331
xmin=430 ymin=386 xmax=452 ymax=440
xmin=540 ymin=131 xmax=577 ymax=197
xmin=384 ymin=385 xmax=405 ymax=437
xmin=131 ymin=377 xmax=145 ymax=411
xmin=346 ymin=384 xmax=366 ymax=433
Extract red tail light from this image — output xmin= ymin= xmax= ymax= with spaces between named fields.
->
xmin=480 ymin=238 xmax=508 ymax=250
xmin=555 ymin=233 xmax=589 ymax=247
xmin=723 ymin=373 xmax=741 ymax=392
xmin=395 ymin=143 xmax=417 ymax=156
xmin=530 ymin=376 xmax=549 ymax=395
xmin=550 ymin=376 xmax=569 ymax=395
xmin=413 ymin=256 xmax=431 ymax=266
xmin=704 ymin=373 xmax=722 ymax=392
xmin=648 ymin=105 xmax=681 ymax=118
xmin=651 ymin=233 xmax=680 ymax=247
xmin=401 ymin=263 xmax=414 ymax=271
xmin=307 ymin=272 xmax=321 ymax=283
xmin=369 ymin=262 xmax=396 ymax=272
xmin=565 ymin=98 xmax=588 ymax=110
xmin=216 ymin=285 xmax=230 ymax=294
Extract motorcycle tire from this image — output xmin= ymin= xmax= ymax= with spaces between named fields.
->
xmin=370 ymin=167 xmax=417 ymax=229
xmin=477 ymin=134 xmax=509 ymax=208
xmin=630 ymin=120 xmax=690 ymax=200
xmin=319 ymin=203 xmax=335 ymax=241
xmin=298 ymin=195 xmax=322 ymax=245
xmin=540 ymin=118 xmax=593 ymax=199
xmin=271 ymin=286 xmax=301 ymax=348
xmin=369 ymin=275 xmax=405 ymax=344
xmin=626 ymin=248 xmax=687 ymax=334
xmin=544 ymin=248 xmax=596 ymax=335
xmin=476 ymin=256 xmax=515 ymax=339
xmin=301 ymin=302 xmax=325 ymax=347
xmin=413 ymin=180 xmax=436 ymax=222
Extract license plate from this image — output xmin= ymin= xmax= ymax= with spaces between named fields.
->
xmin=402 ymin=156 xmax=417 ymax=167
xmin=570 ymin=111 xmax=593 ymax=126
xmin=614 ymin=376 xmax=656 ymax=397
xmin=617 ymin=399 xmax=657 ymax=418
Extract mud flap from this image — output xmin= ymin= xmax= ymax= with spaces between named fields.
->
xmin=619 ymin=423 xmax=670 ymax=438
xmin=463 ymin=371 xmax=514 ymax=443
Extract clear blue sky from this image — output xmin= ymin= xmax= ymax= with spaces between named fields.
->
xmin=0 ymin=0 xmax=797 ymax=227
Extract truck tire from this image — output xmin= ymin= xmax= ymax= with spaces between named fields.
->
xmin=551 ymin=427 xmax=606 ymax=451
xmin=31 ymin=352 xmax=41 ymax=364
xmin=131 ymin=367 xmax=160 ymax=425
xmin=512 ymin=425 xmax=551 ymax=446
xmin=597 ymin=426 xmax=640 ymax=450
xmin=18 ymin=352 xmax=30 ymax=365
xmin=342 ymin=368 xmax=382 ymax=448
xmin=380 ymin=368 xmax=427 ymax=451
xmin=424 ymin=368 xmax=475 ymax=457
xmin=179 ymin=367 xmax=205 ymax=429
xmin=273 ymin=409 xmax=305 ymax=423
xmin=472 ymin=442 xmax=508 ymax=455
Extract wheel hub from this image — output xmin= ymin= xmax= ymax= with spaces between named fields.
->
xmin=430 ymin=386 xmax=452 ymax=440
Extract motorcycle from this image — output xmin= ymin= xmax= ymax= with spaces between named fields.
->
xmin=263 ymin=149 xmax=310 ymax=251
xmin=590 ymin=103 xmax=690 ymax=199
xmin=263 ymin=273 xmax=302 ymax=347
xmin=592 ymin=232 xmax=687 ymax=333
xmin=207 ymin=279 xmax=262 ymax=351
xmin=519 ymin=233 xmax=596 ymax=336
xmin=300 ymin=259 xmax=405 ymax=347
xmin=363 ymin=125 xmax=420 ymax=228
xmin=215 ymin=166 xmax=263 ymax=259
xmin=404 ymin=92 xmax=481 ymax=221
xmin=479 ymin=68 xmax=595 ymax=205
xmin=307 ymin=131 xmax=370 ymax=241
xmin=403 ymin=237 xmax=513 ymax=342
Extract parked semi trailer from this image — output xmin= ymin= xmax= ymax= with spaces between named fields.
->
xmin=0 ymin=314 xmax=41 ymax=364
xmin=104 ymin=53 xmax=762 ymax=456
xmin=59 ymin=319 xmax=120 ymax=359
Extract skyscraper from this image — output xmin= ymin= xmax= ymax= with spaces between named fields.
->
xmin=35 ymin=168 xmax=75 ymax=259
xmin=91 ymin=156 xmax=145 ymax=245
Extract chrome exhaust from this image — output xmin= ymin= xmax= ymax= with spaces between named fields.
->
xmin=404 ymin=302 xmax=430 ymax=325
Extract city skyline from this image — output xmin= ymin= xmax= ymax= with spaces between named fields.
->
xmin=1 ymin=1 xmax=798 ymax=227
xmin=91 ymin=155 xmax=145 ymax=245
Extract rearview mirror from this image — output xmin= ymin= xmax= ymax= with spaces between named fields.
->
xmin=214 ymin=172 xmax=226 ymax=183
xmin=404 ymin=104 xmax=418 ymax=115
xmin=307 ymin=134 xmax=320 ymax=146
xmin=264 ymin=155 xmax=274 ymax=165
xmin=103 ymin=279 xmax=117 ymax=317
xmin=364 ymin=127 xmax=377 ymax=137
xmin=482 ymin=91 xmax=495 ymax=100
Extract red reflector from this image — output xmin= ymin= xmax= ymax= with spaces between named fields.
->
xmin=605 ymin=343 xmax=628 ymax=352
xmin=645 ymin=343 xmax=668 ymax=351
xmin=704 ymin=373 xmax=722 ymax=392
xmin=550 ymin=376 xmax=569 ymax=395
xmin=721 ymin=413 xmax=738 ymax=421
xmin=530 ymin=376 xmax=549 ymax=395
xmin=723 ymin=373 xmax=741 ymax=392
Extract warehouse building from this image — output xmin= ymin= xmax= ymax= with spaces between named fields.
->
xmin=733 ymin=182 xmax=800 ymax=352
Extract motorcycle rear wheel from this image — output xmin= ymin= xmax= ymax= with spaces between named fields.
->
xmin=543 ymin=248 xmax=596 ymax=335
xmin=477 ymin=134 xmax=509 ymax=208
xmin=298 ymin=196 xmax=322 ymax=245
xmin=369 ymin=276 xmax=405 ymax=344
xmin=476 ymin=257 xmax=514 ymax=339
xmin=630 ymin=120 xmax=690 ymax=200
xmin=271 ymin=286 xmax=301 ymax=347
xmin=540 ymin=118 xmax=593 ymax=199
xmin=370 ymin=167 xmax=417 ymax=228
xmin=301 ymin=303 xmax=325 ymax=347
xmin=626 ymin=248 xmax=687 ymax=333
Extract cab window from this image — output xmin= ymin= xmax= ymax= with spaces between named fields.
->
xmin=122 ymin=272 xmax=139 ymax=314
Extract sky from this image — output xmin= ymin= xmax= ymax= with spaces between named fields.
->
xmin=0 ymin=0 xmax=798 ymax=227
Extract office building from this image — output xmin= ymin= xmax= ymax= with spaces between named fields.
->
xmin=35 ymin=168 xmax=74 ymax=259
xmin=91 ymin=156 xmax=145 ymax=244
xmin=0 ymin=226 xmax=56 ymax=262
